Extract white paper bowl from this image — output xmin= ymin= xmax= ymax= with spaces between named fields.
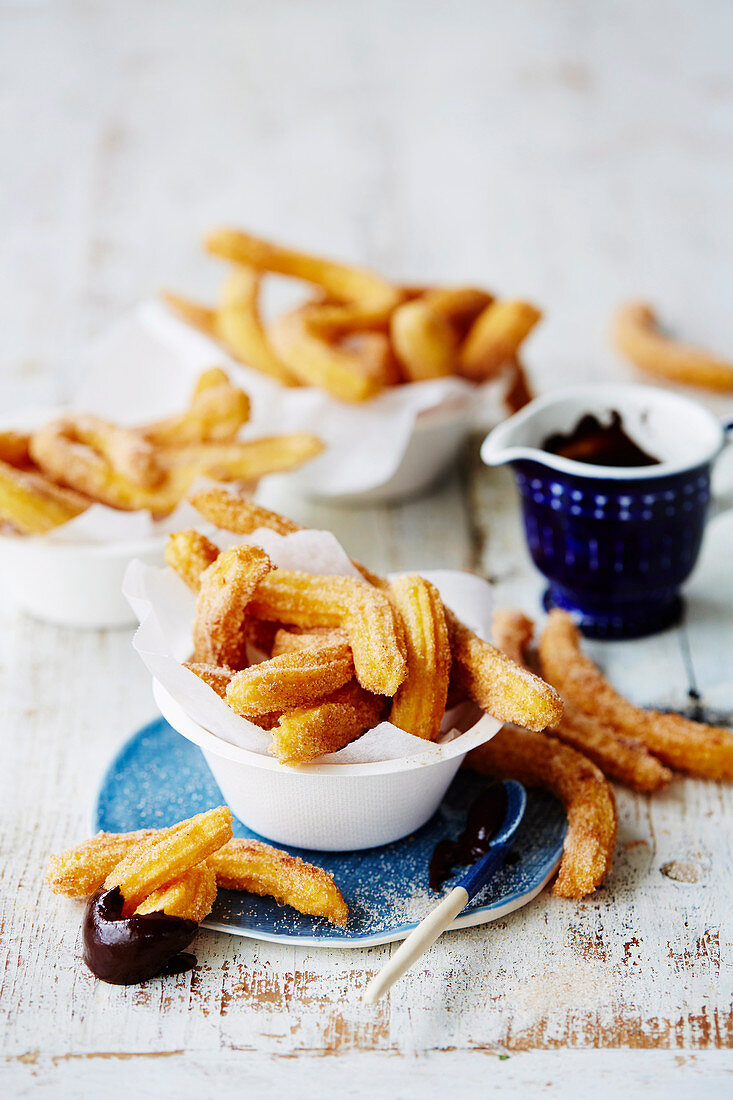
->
xmin=153 ymin=680 xmax=502 ymax=851
xmin=0 ymin=533 xmax=167 ymax=628
xmin=301 ymin=399 xmax=474 ymax=505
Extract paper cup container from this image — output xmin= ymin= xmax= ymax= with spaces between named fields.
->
xmin=0 ymin=533 xmax=168 ymax=629
xmin=153 ymin=680 xmax=502 ymax=851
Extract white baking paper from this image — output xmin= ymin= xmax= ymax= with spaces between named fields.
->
xmin=124 ymin=527 xmax=501 ymax=765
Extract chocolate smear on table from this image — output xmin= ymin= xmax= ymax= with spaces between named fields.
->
xmin=429 ymin=781 xmax=508 ymax=891
xmin=82 ymin=887 xmax=198 ymax=985
xmin=543 ymin=411 xmax=659 ymax=467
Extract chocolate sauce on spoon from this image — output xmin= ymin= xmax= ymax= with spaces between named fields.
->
xmin=429 ymin=781 xmax=509 ymax=891
xmin=543 ymin=410 xmax=659 ymax=468
xmin=82 ymin=887 xmax=198 ymax=985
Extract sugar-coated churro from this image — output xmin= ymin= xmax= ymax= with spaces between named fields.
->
xmin=226 ymin=638 xmax=355 ymax=716
xmin=250 ymin=570 xmax=406 ymax=696
xmin=271 ymin=680 xmax=385 ymax=764
xmin=540 ymin=610 xmax=733 ymax=780
xmin=143 ymin=367 xmax=251 ymax=445
xmin=46 ymin=830 xmax=157 ymax=897
xmin=492 ymin=609 xmax=672 ymax=792
xmin=135 ymin=862 xmax=218 ymax=923
xmin=105 ymin=806 xmax=233 ymax=916
xmin=468 ymin=728 xmax=617 ymax=899
xmin=270 ymin=627 xmax=346 ymax=656
xmin=215 ymin=267 xmax=298 ymax=385
xmin=193 ymin=544 xmax=273 ymax=668
xmin=165 ymin=529 xmax=220 ymax=591
xmin=189 ymin=487 xmax=301 ymax=536
xmin=446 ymin=608 xmax=562 ymax=731
xmin=389 ymin=574 xmax=450 ymax=741
xmin=209 ymin=837 xmax=349 ymax=926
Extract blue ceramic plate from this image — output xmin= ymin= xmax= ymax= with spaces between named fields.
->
xmin=93 ymin=718 xmax=567 ymax=948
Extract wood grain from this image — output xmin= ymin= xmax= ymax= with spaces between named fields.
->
xmin=1 ymin=0 xmax=732 ymax=1094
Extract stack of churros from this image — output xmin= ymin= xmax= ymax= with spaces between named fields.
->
xmin=468 ymin=607 xmax=733 ymax=900
xmin=163 ymin=228 xmax=540 ymax=411
xmin=164 ymin=488 xmax=563 ymax=766
xmin=0 ymin=369 xmax=323 ymax=535
xmin=46 ymin=807 xmax=348 ymax=983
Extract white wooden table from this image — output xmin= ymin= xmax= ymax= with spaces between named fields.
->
xmin=2 ymin=2 xmax=732 ymax=1095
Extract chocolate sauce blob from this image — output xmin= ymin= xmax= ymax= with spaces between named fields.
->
xmin=82 ymin=887 xmax=198 ymax=985
xmin=542 ymin=411 xmax=659 ymax=468
xmin=429 ymin=781 xmax=508 ymax=891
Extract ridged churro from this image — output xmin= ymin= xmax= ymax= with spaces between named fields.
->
xmin=189 ymin=487 xmax=301 ymax=536
xmin=271 ymin=680 xmax=385 ymax=764
xmin=135 ymin=862 xmax=218 ymax=923
xmin=468 ymin=728 xmax=617 ymax=899
xmin=143 ymin=367 xmax=251 ymax=445
xmin=226 ymin=638 xmax=355 ymax=716
xmin=540 ymin=610 xmax=733 ymax=780
xmin=250 ymin=570 xmax=406 ymax=696
xmin=105 ymin=806 xmax=233 ymax=916
xmin=165 ymin=529 xmax=220 ymax=591
xmin=46 ymin=830 xmax=157 ymax=898
xmin=184 ymin=662 xmax=233 ymax=699
xmin=193 ymin=544 xmax=273 ymax=668
xmin=492 ymin=609 xmax=672 ymax=792
xmin=389 ymin=574 xmax=450 ymax=740
xmin=270 ymin=627 xmax=345 ymax=656
xmin=209 ymin=837 xmax=349 ymax=926
xmin=446 ymin=608 xmax=562 ymax=731
xmin=215 ymin=267 xmax=298 ymax=385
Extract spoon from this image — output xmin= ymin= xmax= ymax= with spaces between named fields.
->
xmin=363 ymin=780 xmax=527 ymax=1004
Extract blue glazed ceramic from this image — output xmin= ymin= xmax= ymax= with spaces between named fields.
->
xmin=93 ymin=718 xmax=567 ymax=948
xmin=482 ymin=385 xmax=733 ymax=639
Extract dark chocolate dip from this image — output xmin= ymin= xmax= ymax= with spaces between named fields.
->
xmin=429 ymin=781 xmax=508 ymax=891
xmin=82 ymin=887 xmax=198 ymax=985
xmin=543 ymin=411 xmax=659 ymax=467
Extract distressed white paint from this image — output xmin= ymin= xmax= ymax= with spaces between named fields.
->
xmin=1 ymin=1 xmax=732 ymax=1095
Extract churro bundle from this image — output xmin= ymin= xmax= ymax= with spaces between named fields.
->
xmin=164 ymin=227 xmax=541 ymax=406
xmin=0 ymin=369 xmax=323 ymax=535
xmin=167 ymin=490 xmax=563 ymax=766
xmin=46 ymin=808 xmax=350 ymax=984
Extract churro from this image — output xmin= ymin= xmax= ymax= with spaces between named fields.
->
xmin=540 ymin=610 xmax=733 ymax=780
xmin=250 ymin=570 xmax=406 ymax=695
xmin=189 ymin=487 xmax=301 ymax=536
xmin=193 ymin=544 xmax=273 ymax=668
xmin=135 ymin=862 xmax=218 ymax=923
xmin=46 ymin=830 xmax=157 ymax=898
xmin=612 ymin=301 xmax=733 ymax=392
xmin=143 ymin=367 xmax=251 ymax=445
xmin=459 ymin=300 xmax=542 ymax=381
xmin=165 ymin=529 xmax=220 ymax=591
xmin=389 ymin=574 xmax=450 ymax=740
xmin=0 ymin=459 xmax=89 ymax=534
xmin=446 ymin=608 xmax=563 ymax=731
xmin=492 ymin=609 xmax=672 ymax=792
xmin=105 ymin=806 xmax=233 ymax=916
xmin=468 ymin=728 xmax=617 ymax=899
xmin=226 ymin=638 xmax=355 ymax=716
xmin=215 ymin=267 xmax=297 ymax=385
xmin=209 ymin=838 xmax=349 ymax=926
xmin=390 ymin=299 xmax=456 ymax=381
xmin=270 ymin=680 xmax=385 ymax=764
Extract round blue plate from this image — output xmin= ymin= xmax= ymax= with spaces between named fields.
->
xmin=94 ymin=718 xmax=567 ymax=948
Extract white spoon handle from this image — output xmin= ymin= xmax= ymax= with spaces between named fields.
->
xmin=363 ymin=886 xmax=469 ymax=1004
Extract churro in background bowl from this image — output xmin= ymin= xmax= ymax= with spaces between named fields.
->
xmin=153 ymin=228 xmax=541 ymax=504
xmin=123 ymin=494 xmax=562 ymax=850
xmin=0 ymin=371 xmax=323 ymax=628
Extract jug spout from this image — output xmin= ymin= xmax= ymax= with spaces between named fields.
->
xmin=480 ymin=417 xmax=546 ymax=469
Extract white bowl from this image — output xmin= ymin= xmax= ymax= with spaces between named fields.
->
xmin=153 ymin=679 xmax=502 ymax=851
xmin=0 ymin=533 xmax=167 ymax=628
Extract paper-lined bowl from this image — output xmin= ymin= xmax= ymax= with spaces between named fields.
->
xmin=123 ymin=527 xmax=503 ymax=850
xmin=153 ymin=680 xmax=501 ymax=850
